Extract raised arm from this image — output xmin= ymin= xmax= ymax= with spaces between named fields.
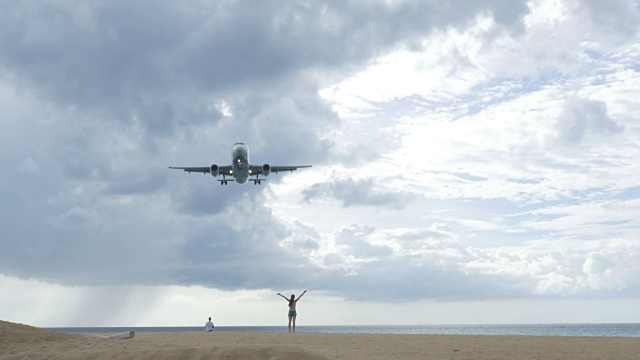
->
xmin=296 ymin=290 xmax=307 ymax=301
xmin=276 ymin=292 xmax=289 ymax=301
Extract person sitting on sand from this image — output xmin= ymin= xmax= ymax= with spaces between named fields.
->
xmin=205 ymin=317 xmax=214 ymax=332
xmin=277 ymin=290 xmax=307 ymax=333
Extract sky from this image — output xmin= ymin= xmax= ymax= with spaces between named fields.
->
xmin=1 ymin=0 xmax=640 ymax=327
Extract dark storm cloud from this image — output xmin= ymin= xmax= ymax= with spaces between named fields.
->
xmin=177 ymin=221 xmax=288 ymax=288
xmin=173 ymin=196 xmax=320 ymax=290
xmin=225 ymin=81 xmax=335 ymax=166
xmin=0 ymin=1 xmax=529 ymax=114
xmin=104 ymin=169 xmax=168 ymax=195
xmin=0 ymin=0 xmax=532 ymax=298
xmin=0 ymin=0 xmax=532 ymax=187
xmin=0 ymin=168 xmax=61 ymax=276
xmin=170 ymin=176 xmax=250 ymax=216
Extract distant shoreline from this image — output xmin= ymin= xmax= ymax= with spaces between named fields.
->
xmin=46 ymin=323 xmax=640 ymax=337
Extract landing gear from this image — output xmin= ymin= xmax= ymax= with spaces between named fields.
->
xmin=219 ymin=175 xmax=229 ymax=185
xmin=252 ymin=176 xmax=263 ymax=185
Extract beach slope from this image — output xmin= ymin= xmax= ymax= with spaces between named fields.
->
xmin=1 ymin=320 xmax=638 ymax=360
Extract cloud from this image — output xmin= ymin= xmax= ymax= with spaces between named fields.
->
xmin=304 ymin=222 xmax=531 ymax=301
xmin=573 ymin=0 xmax=640 ymax=40
xmin=18 ymin=157 xmax=40 ymax=173
xmin=303 ymin=178 xmax=415 ymax=209
xmin=0 ymin=1 xmax=529 ymax=117
xmin=170 ymin=178 xmax=251 ymax=216
xmin=46 ymin=207 xmax=99 ymax=229
xmin=280 ymin=219 xmax=322 ymax=251
xmin=553 ymin=96 xmax=623 ymax=145
xmin=333 ymin=223 xmax=392 ymax=257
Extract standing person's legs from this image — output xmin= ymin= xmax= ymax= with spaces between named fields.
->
xmin=292 ymin=314 xmax=297 ymax=333
xmin=288 ymin=314 xmax=293 ymax=333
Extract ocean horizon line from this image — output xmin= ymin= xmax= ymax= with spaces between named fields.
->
xmin=47 ymin=323 xmax=640 ymax=337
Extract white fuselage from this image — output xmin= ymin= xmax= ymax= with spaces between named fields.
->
xmin=231 ymin=142 xmax=250 ymax=184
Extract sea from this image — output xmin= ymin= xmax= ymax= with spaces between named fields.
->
xmin=47 ymin=323 xmax=640 ymax=337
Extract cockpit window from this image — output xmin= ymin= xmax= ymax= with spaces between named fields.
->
xmin=234 ymin=142 xmax=245 ymax=145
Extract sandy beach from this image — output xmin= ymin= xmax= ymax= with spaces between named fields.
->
xmin=1 ymin=320 xmax=639 ymax=360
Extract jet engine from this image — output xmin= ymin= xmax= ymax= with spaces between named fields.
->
xmin=210 ymin=164 xmax=219 ymax=177
xmin=262 ymin=164 xmax=271 ymax=176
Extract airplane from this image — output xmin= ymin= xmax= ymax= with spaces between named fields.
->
xmin=169 ymin=142 xmax=312 ymax=185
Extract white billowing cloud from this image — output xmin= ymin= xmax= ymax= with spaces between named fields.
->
xmin=319 ymin=0 xmax=608 ymax=116
xmin=553 ymin=96 xmax=623 ymax=145
xmin=279 ymin=219 xmax=323 ymax=252
xmin=486 ymin=0 xmax=640 ymax=77
xmin=333 ymin=223 xmax=392 ymax=258
xmin=287 ymin=6 xmax=639 ymax=300
xmin=363 ymin=223 xmax=458 ymax=254
xmin=463 ymin=235 xmax=640 ymax=297
xmin=302 ymin=177 xmax=415 ymax=209
xmin=573 ymin=0 xmax=640 ymax=40
xmin=335 ymin=66 xmax=639 ymax=205
xmin=295 ymin=218 xmax=640 ymax=300
xmin=319 ymin=16 xmax=493 ymax=118
xmin=521 ymin=198 xmax=640 ymax=240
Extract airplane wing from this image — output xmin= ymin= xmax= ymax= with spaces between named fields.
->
xmin=249 ymin=165 xmax=312 ymax=175
xmin=270 ymin=165 xmax=312 ymax=173
xmin=169 ymin=166 xmax=233 ymax=175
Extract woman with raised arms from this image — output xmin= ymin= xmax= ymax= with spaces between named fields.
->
xmin=276 ymin=290 xmax=307 ymax=333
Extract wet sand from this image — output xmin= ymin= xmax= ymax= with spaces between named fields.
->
xmin=1 ymin=320 xmax=639 ymax=359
